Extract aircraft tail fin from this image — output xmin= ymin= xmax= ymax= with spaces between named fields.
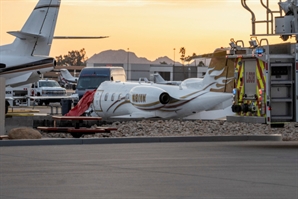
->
xmin=11 ymin=0 xmax=61 ymax=56
xmin=60 ymin=68 xmax=77 ymax=82
xmin=195 ymin=48 xmax=235 ymax=93
xmin=152 ymin=73 xmax=166 ymax=84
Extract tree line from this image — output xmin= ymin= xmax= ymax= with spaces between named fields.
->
xmin=55 ymin=48 xmax=87 ymax=66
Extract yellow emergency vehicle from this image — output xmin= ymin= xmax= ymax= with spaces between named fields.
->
xmin=227 ymin=39 xmax=295 ymax=125
xmin=227 ymin=0 xmax=298 ymax=125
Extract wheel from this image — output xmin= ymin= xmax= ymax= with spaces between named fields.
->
xmin=71 ymin=133 xmax=83 ymax=138
xmin=44 ymin=101 xmax=50 ymax=106
xmin=242 ymin=104 xmax=249 ymax=113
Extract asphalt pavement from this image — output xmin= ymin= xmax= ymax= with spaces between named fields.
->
xmin=0 ymin=141 xmax=297 ymax=199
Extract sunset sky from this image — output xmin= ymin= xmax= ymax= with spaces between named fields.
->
xmin=0 ymin=0 xmax=293 ymax=62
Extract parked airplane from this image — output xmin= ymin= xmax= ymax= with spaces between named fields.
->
xmin=59 ymin=68 xmax=78 ymax=84
xmin=0 ymin=0 xmax=62 ymax=113
xmin=66 ymin=48 xmax=235 ymax=119
xmin=0 ymin=0 xmax=61 ymax=88
xmin=151 ymin=73 xmax=182 ymax=86
xmin=1 ymin=0 xmax=108 ymax=113
xmin=0 ymin=0 xmax=108 ymax=89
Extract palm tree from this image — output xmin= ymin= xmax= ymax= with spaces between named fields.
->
xmin=198 ymin=61 xmax=205 ymax=67
xmin=179 ymin=47 xmax=186 ymax=65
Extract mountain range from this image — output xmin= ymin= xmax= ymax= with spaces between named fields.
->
xmin=87 ymin=49 xmax=183 ymax=66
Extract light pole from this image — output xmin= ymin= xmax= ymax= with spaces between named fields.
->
xmin=127 ymin=48 xmax=129 ymax=80
xmin=173 ymin=48 xmax=175 ymax=66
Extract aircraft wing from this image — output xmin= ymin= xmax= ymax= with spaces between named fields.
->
xmin=110 ymin=112 xmax=157 ymax=119
xmin=28 ymin=96 xmax=74 ymax=100
xmin=5 ymin=72 xmax=32 ymax=86
xmin=184 ymin=48 xmax=228 ymax=62
xmin=184 ymin=52 xmax=214 ymax=62
xmin=53 ymin=36 xmax=109 ymax=39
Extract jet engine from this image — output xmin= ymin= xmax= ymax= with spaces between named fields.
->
xmin=0 ymin=63 xmax=6 ymax=68
xmin=129 ymin=86 xmax=171 ymax=110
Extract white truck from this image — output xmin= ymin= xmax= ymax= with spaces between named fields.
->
xmin=31 ymin=79 xmax=67 ymax=106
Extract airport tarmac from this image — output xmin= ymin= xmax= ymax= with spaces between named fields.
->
xmin=2 ymin=104 xmax=297 ymax=198
xmin=0 ymin=141 xmax=297 ymax=199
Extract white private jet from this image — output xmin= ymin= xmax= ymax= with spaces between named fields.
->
xmin=1 ymin=0 xmax=108 ymax=113
xmin=0 ymin=0 xmax=61 ymax=113
xmin=67 ymin=48 xmax=235 ymax=120
xmin=0 ymin=0 xmax=108 ymax=89
xmin=0 ymin=0 xmax=61 ymax=88
xmin=59 ymin=68 xmax=78 ymax=84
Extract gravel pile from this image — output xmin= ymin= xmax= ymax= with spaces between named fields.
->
xmin=42 ymin=120 xmax=298 ymax=141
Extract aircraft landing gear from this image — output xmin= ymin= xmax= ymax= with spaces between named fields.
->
xmin=5 ymin=100 xmax=9 ymax=114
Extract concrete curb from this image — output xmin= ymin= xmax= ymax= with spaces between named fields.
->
xmin=0 ymin=134 xmax=282 ymax=147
